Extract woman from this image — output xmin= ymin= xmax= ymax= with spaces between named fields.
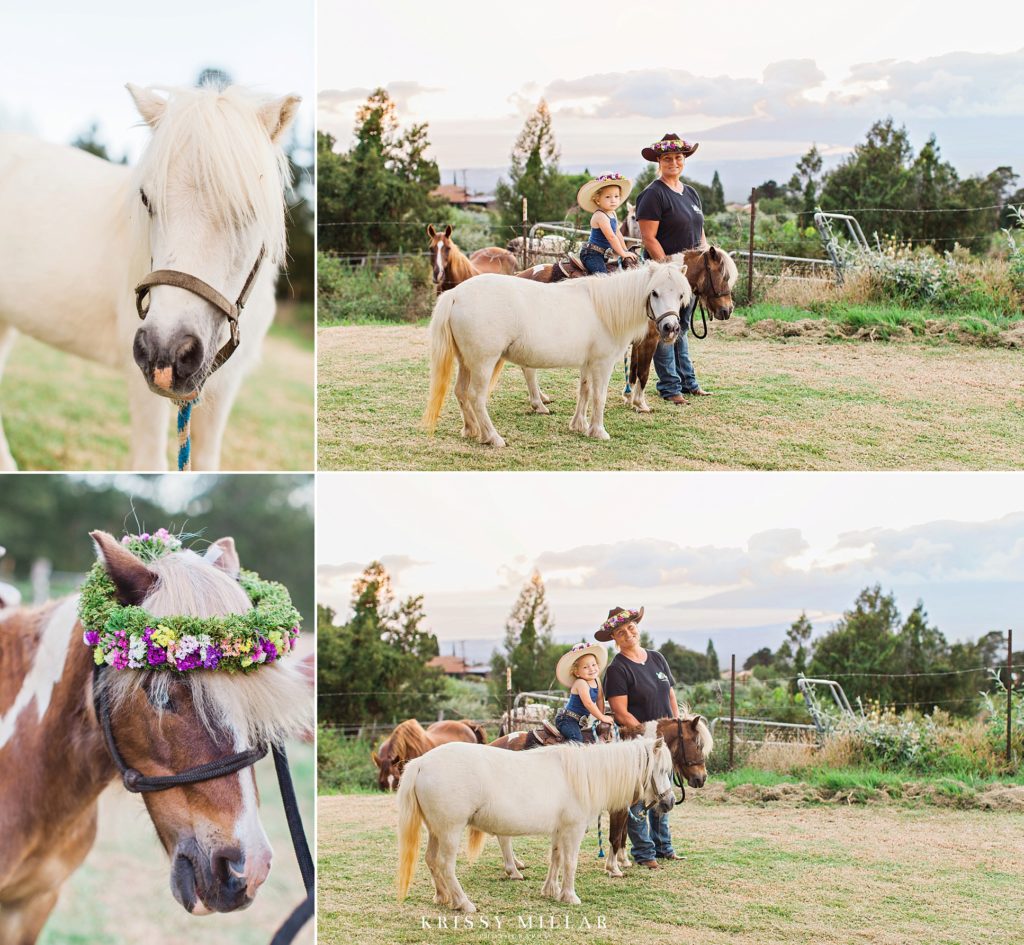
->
xmin=634 ymin=133 xmax=711 ymax=403
xmin=598 ymin=606 xmax=682 ymax=869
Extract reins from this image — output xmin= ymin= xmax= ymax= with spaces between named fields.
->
xmin=134 ymin=246 xmax=267 ymax=471
xmin=92 ymin=663 xmax=314 ymax=944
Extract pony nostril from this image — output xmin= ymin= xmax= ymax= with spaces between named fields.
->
xmin=133 ymin=327 xmax=151 ymax=371
xmin=174 ymin=334 xmax=204 ymax=380
xmin=211 ymin=847 xmax=245 ymax=886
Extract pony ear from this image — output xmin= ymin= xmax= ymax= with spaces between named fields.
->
xmin=126 ymin=84 xmax=167 ymax=127
xmin=427 ymin=224 xmax=436 ymax=238
xmin=371 ymin=750 xmax=381 ymax=768
xmin=258 ymin=94 xmax=302 ymax=143
xmin=707 ymin=246 xmax=719 ymax=260
xmin=89 ymin=530 xmax=157 ymax=606
xmin=444 ymin=225 xmax=453 ymax=239
xmin=207 ymin=537 xmax=241 ymax=577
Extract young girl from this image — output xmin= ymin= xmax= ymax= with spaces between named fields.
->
xmin=554 ymin=642 xmax=615 ymax=742
xmin=576 ymin=173 xmax=639 ymax=275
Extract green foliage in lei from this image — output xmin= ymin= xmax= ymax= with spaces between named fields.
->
xmin=78 ymin=533 xmax=301 ymax=673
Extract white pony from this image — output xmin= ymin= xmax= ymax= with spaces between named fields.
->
xmin=423 ymin=263 xmax=691 ymax=447
xmin=0 ymin=83 xmax=300 ymax=470
xmin=396 ymin=737 xmax=675 ymax=912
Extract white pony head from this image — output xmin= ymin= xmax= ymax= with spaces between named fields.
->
xmin=644 ymin=262 xmax=691 ymax=345
xmin=127 ymin=83 xmax=300 ymax=398
xmin=641 ymin=736 xmax=676 ymax=814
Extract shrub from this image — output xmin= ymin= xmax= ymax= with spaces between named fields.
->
xmin=317 ymin=726 xmax=378 ymax=793
xmin=317 ymin=253 xmax=433 ymax=325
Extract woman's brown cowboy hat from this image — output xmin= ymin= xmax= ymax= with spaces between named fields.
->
xmin=642 ymin=133 xmax=699 ymax=162
xmin=595 ymin=606 xmax=645 ymax=642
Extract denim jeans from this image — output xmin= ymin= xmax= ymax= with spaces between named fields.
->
xmin=555 ymin=714 xmax=584 ymax=743
xmin=580 ymin=247 xmax=609 ymax=275
xmin=653 ymin=298 xmax=700 ymax=398
xmin=626 ymin=802 xmax=675 ymax=863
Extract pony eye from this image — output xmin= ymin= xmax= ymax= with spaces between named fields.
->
xmin=139 ymin=189 xmax=152 ymax=214
xmin=651 ymin=291 xmax=659 ymax=298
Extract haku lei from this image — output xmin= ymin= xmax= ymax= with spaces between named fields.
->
xmin=79 ymin=531 xmax=301 ymax=674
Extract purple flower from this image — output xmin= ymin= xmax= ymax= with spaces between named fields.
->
xmin=147 ymin=645 xmax=167 ymax=666
xmin=111 ymin=651 xmax=128 ymax=670
xmin=139 ymin=533 xmax=151 ymax=541
xmin=83 ymin=630 xmax=100 ymax=646
xmin=262 ymin=640 xmax=278 ymax=663
xmin=174 ymin=652 xmax=203 ymax=671
xmin=202 ymin=645 xmax=222 ymax=670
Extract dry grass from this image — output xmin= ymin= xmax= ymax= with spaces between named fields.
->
xmin=317 ymin=324 xmax=1024 ymax=471
xmin=318 ymin=792 xmax=1024 ymax=945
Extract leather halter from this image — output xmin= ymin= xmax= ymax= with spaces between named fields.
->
xmin=134 ymin=246 xmax=267 ymax=377
xmin=93 ymin=664 xmax=266 ymax=793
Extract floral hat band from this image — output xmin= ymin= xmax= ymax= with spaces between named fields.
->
xmin=595 ymin=605 xmax=644 ymax=641
xmin=79 ymin=531 xmax=301 ymax=674
xmin=641 ymin=133 xmax=699 ymax=162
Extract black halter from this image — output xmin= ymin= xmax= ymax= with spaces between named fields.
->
xmin=690 ymin=250 xmax=731 ymax=340
xmin=92 ymin=664 xmax=313 ymax=945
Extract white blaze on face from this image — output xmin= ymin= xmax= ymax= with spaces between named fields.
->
xmin=0 ymin=597 xmax=78 ymax=750
xmin=434 ymin=244 xmax=444 ymax=281
xmin=232 ymin=728 xmax=273 ymax=898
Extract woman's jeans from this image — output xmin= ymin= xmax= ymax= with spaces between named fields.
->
xmin=555 ymin=714 xmax=584 ymax=743
xmin=653 ymin=298 xmax=700 ymax=397
xmin=627 ymin=804 xmax=675 ymax=862
xmin=580 ymin=247 xmax=609 ymax=275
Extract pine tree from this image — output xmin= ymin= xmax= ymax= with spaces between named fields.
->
xmin=490 ymin=571 xmax=558 ymax=699
xmin=708 ymin=171 xmax=726 ymax=213
xmin=705 ymin=638 xmax=720 ymax=677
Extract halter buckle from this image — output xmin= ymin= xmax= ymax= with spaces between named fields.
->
xmin=123 ymin=768 xmax=144 ymax=793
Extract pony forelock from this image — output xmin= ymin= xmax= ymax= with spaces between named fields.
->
xmin=129 ymin=84 xmax=291 ymax=264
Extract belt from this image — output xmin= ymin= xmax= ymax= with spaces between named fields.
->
xmin=556 ymin=707 xmax=590 ymax=724
xmin=580 ymin=242 xmax=613 ymax=256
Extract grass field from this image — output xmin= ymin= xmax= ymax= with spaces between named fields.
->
xmin=318 ymin=791 xmax=1024 ymax=945
xmin=3 ymin=327 xmax=314 ymax=471
xmin=317 ymin=323 xmax=1024 ymax=470
xmin=39 ymin=741 xmax=313 ymax=945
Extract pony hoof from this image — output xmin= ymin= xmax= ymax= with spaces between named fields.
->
xmin=456 ymin=900 xmax=478 ymax=914
xmin=514 ymin=858 xmax=525 ymax=870
xmin=504 ymin=870 xmax=525 ymax=881
xmin=561 ymin=893 xmax=582 ymax=906
xmin=588 ymin=428 xmax=611 ymax=441
xmin=540 ymin=393 xmax=553 ymax=404
xmin=532 ymin=404 xmax=550 ymax=415
xmin=633 ymin=404 xmax=652 ymax=414
xmin=484 ymin=435 xmax=506 ymax=448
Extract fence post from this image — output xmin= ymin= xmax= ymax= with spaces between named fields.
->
xmin=729 ymin=654 xmax=736 ymax=769
xmin=746 ymin=189 xmax=757 ymax=305
xmin=520 ymin=197 xmax=528 ymax=271
xmin=506 ymin=666 xmax=513 ymax=732
xmin=1009 ymin=628 xmax=1014 ymax=765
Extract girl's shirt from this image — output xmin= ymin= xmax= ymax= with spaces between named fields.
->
xmin=565 ymin=684 xmax=599 ymax=717
xmin=635 ymin=179 xmax=704 ymax=255
xmin=588 ymin=212 xmax=618 ymax=250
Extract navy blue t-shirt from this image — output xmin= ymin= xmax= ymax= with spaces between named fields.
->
xmin=635 ymin=179 xmax=704 ymax=256
xmin=604 ymin=649 xmax=675 ymax=723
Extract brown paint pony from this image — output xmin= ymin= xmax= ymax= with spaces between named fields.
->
xmin=426 ymin=224 xmax=516 ymax=294
xmin=625 ymin=246 xmax=738 ymax=412
xmin=372 ymin=718 xmax=484 ymax=791
xmin=0 ymin=531 xmax=312 ymax=942
xmin=605 ymin=715 xmax=713 ymax=877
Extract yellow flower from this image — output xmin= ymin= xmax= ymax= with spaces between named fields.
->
xmin=239 ymin=640 xmax=253 ymax=653
xmin=240 ymin=655 xmax=254 ymax=668
xmin=93 ymin=646 xmax=106 ymax=666
xmin=152 ymin=625 xmax=176 ymax=647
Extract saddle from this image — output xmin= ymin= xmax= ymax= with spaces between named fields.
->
xmin=516 ymin=720 xmax=607 ymax=748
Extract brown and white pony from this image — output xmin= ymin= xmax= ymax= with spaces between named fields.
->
xmin=372 ymin=718 xmax=484 ymax=792
xmin=426 ymin=225 xmax=516 ymax=295
xmin=605 ymin=714 xmax=713 ymax=877
xmin=0 ymin=531 xmax=311 ymax=942
xmin=625 ymin=246 xmax=738 ymax=412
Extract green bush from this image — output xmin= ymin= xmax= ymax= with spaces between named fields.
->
xmin=317 ymin=253 xmax=434 ymax=325
xmin=317 ymin=726 xmax=378 ymax=794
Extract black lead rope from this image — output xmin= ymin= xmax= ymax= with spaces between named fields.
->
xmin=691 ymin=301 xmax=709 ymax=339
xmin=94 ymin=665 xmax=314 ymax=945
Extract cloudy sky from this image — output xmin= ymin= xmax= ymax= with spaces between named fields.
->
xmin=317 ymin=473 xmax=1023 ymax=664
xmin=1 ymin=0 xmax=314 ymax=162
xmin=318 ymin=0 xmax=1023 ymax=197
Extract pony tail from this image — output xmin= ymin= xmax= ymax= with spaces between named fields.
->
xmin=466 ymin=827 xmax=487 ymax=863
xmin=396 ymin=759 xmax=424 ymax=901
xmin=422 ymin=292 xmax=459 ymax=432
xmin=487 ymin=358 xmax=506 ymax=395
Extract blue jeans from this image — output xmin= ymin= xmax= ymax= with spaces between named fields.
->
xmin=555 ymin=715 xmax=584 ymax=743
xmin=580 ymin=247 xmax=609 ymax=275
xmin=653 ymin=298 xmax=700 ymax=398
xmin=627 ymin=803 xmax=675 ymax=863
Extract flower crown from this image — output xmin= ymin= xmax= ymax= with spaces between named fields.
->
xmin=603 ymin=609 xmax=641 ymax=631
xmin=652 ymin=140 xmax=690 ymax=153
xmin=79 ymin=531 xmax=301 ymax=674
xmin=595 ymin=173 xmax=627 ymax=183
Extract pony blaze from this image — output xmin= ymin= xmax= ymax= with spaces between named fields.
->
xmin=0 ymin=530 xmax=311 ymax=941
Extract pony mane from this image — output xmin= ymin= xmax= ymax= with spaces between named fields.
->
xmin=387 ymin=718 xmax=431 ymax=760
xmin=96 ymin=547 xmax=309 ymax=745
xmin=539 ymin=738 xmax=667 ymax=813
xmin=643 ymin=707 xmax=714 ymax=760
xmin=128 ymin=84 xmax=292 ymax=264
xmin=579 ymin=263 xmax=688 ymax=339
xmin=445 ymin=241 xmax=475 ymax=283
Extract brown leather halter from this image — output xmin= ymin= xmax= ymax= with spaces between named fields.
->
xmin=134 ymin=246 xmax=267 ymax=376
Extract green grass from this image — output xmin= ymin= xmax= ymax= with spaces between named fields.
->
xmin=41 ymin=741 xmax=314 ymax=945
xmin=318 ymin=793 xmax=1024 ymax=945
xmin=318 ymin=324 xmax=1024 ymax=470
xmin=3 ymin=329 xmax=313 ymax=470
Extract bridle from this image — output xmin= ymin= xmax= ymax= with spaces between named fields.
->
xmin=670 ymin=716 xmax=708 ymax=802
xmin=134 ymin=245 xmax=267 ymax=377
xmin=690 ymin=250 xmax=732 ymax=340
xmin=92 ymin=663 xmax=313 ymax=945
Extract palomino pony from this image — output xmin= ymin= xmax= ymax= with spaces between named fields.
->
xmin=423 ymin=263 xmax=690 ymax=447
xmin=605 ymin=715 xmax=713 ymax=878
xmin=0 ymin=83 xmax=300 ymax=470
xmin=372 ymin=718 xmax=485 ymax=791
xmin=396 ymin=737 xmax=675 ymax=912
xmin=625 ymin=247 xmax=738 ymax=413
xmin=0 ymin=531 xmax=311 ymax=942
xmin=426 ymin=225 xmax=517 ymax=293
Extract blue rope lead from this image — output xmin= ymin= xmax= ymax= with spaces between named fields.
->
xmin=176 ymin=399 xmax=197 ymax=471
xmin=597 ymin=812 xmax=605 ymax=858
